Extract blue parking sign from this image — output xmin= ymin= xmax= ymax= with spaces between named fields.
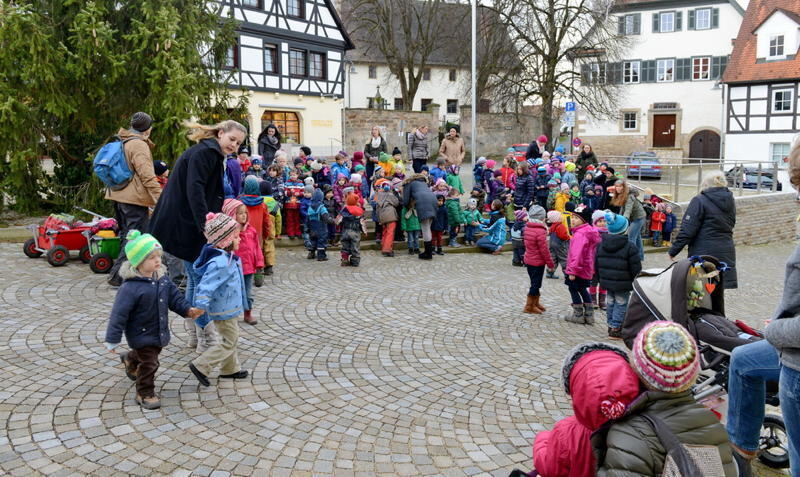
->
xmin=565 ymin=101 xmax=576 ymax=112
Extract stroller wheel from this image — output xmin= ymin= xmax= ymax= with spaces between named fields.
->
xmin=758 ymin=414 xmax=790 ymax=469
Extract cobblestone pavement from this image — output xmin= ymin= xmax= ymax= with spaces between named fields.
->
xmin=0 ymin=241 xmax=793 ymax=476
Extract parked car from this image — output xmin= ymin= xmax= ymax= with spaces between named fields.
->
xmin=626 ymin=151 xmax=662 ymax=179
xmin=725 ymin=166 xmax=783 ymax=191
xmin=510 ymin=144 xmax=528 ymax=162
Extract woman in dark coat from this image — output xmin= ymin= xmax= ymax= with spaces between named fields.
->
xmin=403 ymin=173 xmax=437 ymax=260
xmin=668 ymin=171 xmax=737 ymax=288
xmin=364 ymin=125 xmax=387 ymax=182
xmin=575 ymin=144 xmax=598 ymax=177
xmin=257 ymin=123 xmax=281 ymax=167
xmin=149 ymin=120 xmax=247 ymax=349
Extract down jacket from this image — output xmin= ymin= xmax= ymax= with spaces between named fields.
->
xmin=595 ymin=233 xmax=642 ymax=292
xmin=149 ymin=138 xmax=225 ymax=262
xmin=565 ymin=223 xmax=601 ymax=280
xmin=514 ymin=173 xmax=536 ymax=208
xmin=403 ymin=174 xmax=437 ymax=221
xmin=193 ymin=245 xmax=247 ymax=328
xmin=105 ymin=262 xmax=191 ymax=349
xmin=235 ymin=225 xmax=264 ymax=275
xmin=523 ymin=221 xmax=554 ymax=268
xmin=668 ymin=187 xmax=737 ymax=289
xmin=105 ymin=128 xmax=161 ymax=207
xmin=593 ymin=391 xmax=736 ymax=477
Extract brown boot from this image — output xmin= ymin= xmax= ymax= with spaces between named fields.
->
xmin=529 ymin=295 xmax=543 ymax=314
xmin=533 ymin=295 xmax=546 ymax=313
xmin=244 ymin=309 xmax=257 ymax=325
xmin=523 ymin=295 xmax=535 ymax=313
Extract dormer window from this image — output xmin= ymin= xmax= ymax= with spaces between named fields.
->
xmin=769 ymin=35 xmax=784 ymax=57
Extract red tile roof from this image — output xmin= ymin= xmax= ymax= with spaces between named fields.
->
xmin=722 ymin=0 xmax=800 ymax=84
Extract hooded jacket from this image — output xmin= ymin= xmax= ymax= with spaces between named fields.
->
xmin=105 ymin=262 xmax=191 ymax=349
xmin=534 ymin=347 xmax=640 ymax=477
xmin=523 ymin=221 xmax=554 ymax=269
xmin=445 ymin=198 xmax=463 ymax=226
xmin=593 ymin=391 xmax=736 ymax=477
xmin=565 ymin=223 xmax=601 ymax=280
xmin=403 ymin=174 xmax=438 ymax=221
xmin=105 ymin=128 xmax=161 ymax=208
xmin=375 ymin=189 xmax=400 ymax=224
xmin=306 ymin=189 xmax=332 ymax=237
xmin=149 ymin=138 xmax=225 ymax=262
xmin=193 ymin=245 xmax=247 ymax=328
xmin=669 ymin=187 xmax=737 ymax=288
xmin=596 ymin=233 xmax=642 ymax=292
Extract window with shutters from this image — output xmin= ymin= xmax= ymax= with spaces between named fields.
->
xmin=659 ymin=12 xmax=674 ymax=32
xmin=710 ymin=56 xmax=728 ymax=79
xmin=772 ymin=89 xmax=793 ymax=113
xmin=695 ymin=8 xmax=711 ymax=29
xmin=641 ymin=60 xmax=657 ymax=82
xmin=657 ymin=59 xmax=674 ymax=82
xmin=623 ymin=61 xmax=640 ymax=83
xmin=620 ymin=14 xmax=640 ymax=35
xmin=675 ymin=58 xmax=691 ymax=81
xmin=692 ymin=57 xmax=710 ymax=80
xmin=590 ymin=63 xmax=607 ymax=84
xmin=769 ymin=36 xmax=784 ymax=58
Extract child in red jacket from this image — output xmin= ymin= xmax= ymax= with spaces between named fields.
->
xmin=523 ymin=205 xmax=555 ymax=314
xmin=223 ymin=198 xmax=263 ymax=326
xmin=650 ymin=202 xmax=667 ymax=247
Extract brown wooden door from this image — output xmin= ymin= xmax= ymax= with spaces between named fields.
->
xmin=653 ymin=114 xmax=676 ymax=147
xmin=689 ymin=130 xmax=721 ymax=159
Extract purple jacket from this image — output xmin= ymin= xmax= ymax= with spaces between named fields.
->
xmin=565 ymin=223 xmax=601 ymax=280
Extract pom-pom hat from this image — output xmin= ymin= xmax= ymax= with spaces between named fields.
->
xmin=204 ymin=212 xmax=240 ymax=249
xmin=630 ymin=321 xmax=700 ymax=393
xmin=605 ymin=212 xmax=629 ymax=235
xmin=222 ymin=198 xmax=244 ymax=218
xmin=124 ymin=230 xmax=161 ymax=268
xmin=514 ymin=209 xmax=528 ymax=222
xmin=547 ymin=210 xmax=562 ymax=224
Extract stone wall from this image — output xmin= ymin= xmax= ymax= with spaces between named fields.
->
xmin=459 ymin=105 xmax=551 ymax=158
xmin=342 ymin=106 xmax=441 ymax=155
xmin=674 ymin=191 xmax=797 ymax=246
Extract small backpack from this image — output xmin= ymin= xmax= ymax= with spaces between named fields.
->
xmin=93 ymin=137 xmax=137 ymax=190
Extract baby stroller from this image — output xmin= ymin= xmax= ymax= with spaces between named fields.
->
xmin=621 ymin=255 xmax=789 ymax=469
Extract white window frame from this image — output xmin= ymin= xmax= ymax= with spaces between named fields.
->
xmin=769 ymin=35 xmax=784 ymax=58
xmin=695 ymin=8 xmax=711 ymax=30
xmin=623 ymin=112 xmax=638 ymax=130
xmin=772 ymin=88 xmax=793 ymax=113
xmin=692 ymin=57 xmax=710 ymax=81
xmin=770 ymin=143 xmax=791 ymax=168
xmin=623 ymin=61 xmax=640 ymax=84
xmin=659 ymin=12 xmax=675 ymax=32
xmin=657 ymin=59 xmax=674 ymax=82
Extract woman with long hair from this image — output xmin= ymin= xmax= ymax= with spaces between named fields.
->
xmin=257 ymin=123 xmax=282 ymax=167
xmin=609 ymin=179 xmax=646 ymax=260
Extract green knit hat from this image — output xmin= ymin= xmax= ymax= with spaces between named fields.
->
xmin=124 ymin=230 xmax=162 ymax=268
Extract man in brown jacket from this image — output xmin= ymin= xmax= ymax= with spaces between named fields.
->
xmin=106 ymin=112 xmax=162 ymax=286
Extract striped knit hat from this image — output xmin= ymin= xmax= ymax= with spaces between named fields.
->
xmin=222 ymin=198 xmax=244 ymax=218
xmin=204 ymin=212 xmax=239 ymax=249
xmin=124 ymin=230 xmax=162 ymax=268
xmin=630 ymin=321 xmax=700 ymax=393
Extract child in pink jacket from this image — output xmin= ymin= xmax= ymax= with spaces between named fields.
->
xmin=564 ymin=204 xmax=601 ymax=325
xmin=223 ymin=198 xmax=263 ymax=326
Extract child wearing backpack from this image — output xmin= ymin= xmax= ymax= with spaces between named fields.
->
xmin=339 ymin=194 xmax=365 ymax=267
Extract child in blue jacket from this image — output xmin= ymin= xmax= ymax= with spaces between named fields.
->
xmin=306 ymin=189 xmax=335 ymax=261
xmin=663 ymin=204 xmax=677 ymax=246
xmin=431 ymin=195 xmax=449 ymax=255
xmin=477 ymin=199 xmax=507 ymax=254
xmin=105 ymin=231 xmax=203 ymax=409
xmin=188 ymin=212 xmax=249 ymax=388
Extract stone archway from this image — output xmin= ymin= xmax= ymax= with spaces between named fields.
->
xmin=689 ymin=129 xmax=721 ymax=159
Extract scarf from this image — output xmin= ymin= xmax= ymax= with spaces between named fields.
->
xmin=267 ymin=135 xmax=278 ymax=145
xmin=371 ymin=136 xmax=382 ymax=148
xmin=415 ymin=129 xmax=425 ymax=140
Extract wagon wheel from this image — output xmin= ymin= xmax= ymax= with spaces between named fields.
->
xmin=79 ymin=245 xmax=92 ymax=264
xmin=23 ymin=238 xmax=43 ymax=258
xmin=46 ymin=245 xmax=70 ymax=267
xmin=89 ymin=253 xmax=113 ymax=274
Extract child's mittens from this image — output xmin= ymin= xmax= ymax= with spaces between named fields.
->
xmin=187 ymin=307 xmax=205 ymax=319
xmin=105 ymin=342 xmax=119 ymax=353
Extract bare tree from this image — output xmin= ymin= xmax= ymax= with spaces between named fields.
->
xmin=486 ymin=0 xmax=629 ymax=141
xmin=342 ymin=0 xmax=448 ymax=110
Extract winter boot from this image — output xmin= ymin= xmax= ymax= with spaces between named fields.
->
xmin=533 ymin=295 xmax=546 ymax=313
xmin=583 ymin=304 xmax=595 ymax=325
xmin=264 ymin=266 xmax=273 ymax=276
xmin=244 ymin=309 xmax=257 ymax=325
xmin=608 ymin=327 xmax=623 ymax=340
xmin=316 ymin=249 xmax=328 ymax=261
xmin=523 ymin=295 xmax=536 ymax=314
xmin=590 ymin=292 xmax=598 ymax=308
xmin=598 ymin=292 xmax=607 ymax=310
xmin=419 ymin=241 xmax=433 ymax=260
xmin=184 ymin=318 xmax=198 ymax=348
xmin=253 ymin=271 xmax=264 ymax=288
xmin=306 ymin=250 xmax=316 ymax=259
xmin=564 ymin=304 xmax=585 ymax=324
xmin=435 ymin=245 xmax=444 ymax=255
xmin=408 ymin=247 xmax=414 ymax=255
xmin=449 ymin=238 xmax=461 ymax=248
xmin=349 ymin=257 xmax=360 ymax=267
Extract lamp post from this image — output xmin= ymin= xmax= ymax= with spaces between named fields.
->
xmin=471 ymin=0 xmax=477 ymax=161
xmin=342 ymin=58 xmax=356 ymax=151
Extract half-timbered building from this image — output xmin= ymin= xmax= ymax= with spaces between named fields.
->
xmin=722 ymin=0 xmax=800 ymax=166
xmin=217 ymin=0 xmax=354 ymax=154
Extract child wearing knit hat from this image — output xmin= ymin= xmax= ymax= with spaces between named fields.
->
xmin=510 ymin=208 xmax=528 ymax=266
xmin=105 ymin=230 xmax=204 ymax=409
xmin=223 ymin=198 xmax=263 ymax=325
xmin=596 ymin=212 xmax=641 ymax=339
xmin=563 ymin=205 xmax=601 ymax=325
xmin=188 ymin=213 xmax=249 ymax=388
xmin=461 ymin=198 xmax=483 ymax=247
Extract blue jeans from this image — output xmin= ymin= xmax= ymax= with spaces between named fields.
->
xmin=726 ymin=340 xmax=782 ymax=453
xmin=565 ymin=276 xmax=591 ymax=304
xmin=779 ymin=364 xmax=800 ymax=477
xmin=627 ymin=217 xmax=645 ymax=261
xmin=476 ymin=236 xmax=499 ymax=252
xmin=464 ymin=225 xmax=478 ymax=243
xmin=406 ymin=230 xmax=419 ymax=250
xmin=243 ymin=274 xmax=254 ymax=311
xmin=605 ymin=290 xmax=630 ymax=328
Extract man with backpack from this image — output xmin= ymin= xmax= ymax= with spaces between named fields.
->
xmin=105 ymin=112 xmax=161 ymax=286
